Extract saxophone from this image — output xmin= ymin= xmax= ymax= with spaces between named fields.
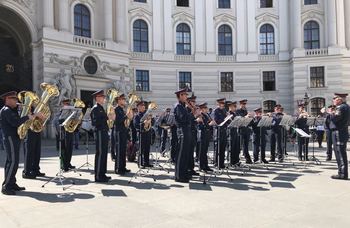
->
xmin=17 ymin=91 xmax=40 ymax=139
xmin=63 ymin=98 xmax=86 ymax=133
xmin=106 ymin=88 xmax=120 ymax=129
xmin=124 ymin=93 xmax=141 ymax=128
xmin=30 ymin=83 xmax=60 ymax=133
xmin=142 ymin=102 xmax=158 ymax=132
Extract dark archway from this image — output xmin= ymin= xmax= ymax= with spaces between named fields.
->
xmin=0 ymin=6 xmax=32 ymax=106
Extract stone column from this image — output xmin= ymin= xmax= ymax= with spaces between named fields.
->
xmin=59 ymin=0 xmax=69 ymax=32
xmin=336 ymin=0 xmax=346 ymax=47
xmin=195 ymin=0 xmax=205 ymax=54
xmin=345 ymin=0 xmax=350 ymax=49
xmin=279 ymin=0 xmax=289 ymax=59
xmin=247 ymin=0 xmax=256 ymax=54
xmin=290 ymin=0 xmax=301 ymax=49
xmin=153 ymin=0 xmax=162 ymax=52
xmin=116 ymin=0 xmax=127 ymax=43
xmin=43 ymin=0 xmax=54 ymax=28
xmin=104 ymin=0 xmax=113 ymax=40
xmin=236 ymin=0 xmax=247 ymax=60
xmin=327 ymin=0 xmax=337 ymax=47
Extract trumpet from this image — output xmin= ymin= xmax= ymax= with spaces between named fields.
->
xmin=299 ymin=111 xmax=309 ymax=118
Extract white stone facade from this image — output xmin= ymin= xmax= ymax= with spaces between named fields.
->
xmin=1 ymin=0 xmax=350 ymax=116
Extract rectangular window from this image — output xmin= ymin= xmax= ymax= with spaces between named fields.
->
xmin=220 ymin=72 xmax=234 ymax=92
xmin=136 ymin=70 xmax=150 ymax=92
xmin=260 ymin=0 xmax=273 ymax=8
xmin=263 ymin=71 xmax=276 ymax=91
xmin=179 ymin=72 xmax=192 ymax=89
xmin=134 ymin=0 xmax=147 ymax=2
xmin=177 ymin=0 xmax=189 ymax=7
xmin=310 ymin=66 xmax=325 ymax=88
xmin=218 ymin=0 xmax=230 ymax=8
xmin=304 ymin=0 xmax=317 ymax=5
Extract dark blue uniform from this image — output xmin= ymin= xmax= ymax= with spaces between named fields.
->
xmin=198 ymin=113 xmax=211 ymax=170
xmin=187 ymin=107 xmax=197 ymax=172
xmin=90 ymin=103 xmax=109 ymax=181
xmin=329 ymin=103 xmax=350 ymax=178
xmin=174 ymin=101 xmax=192 ymax=181
xmin=228 ymin=111 xmax=240 ymax=165
xmin=0 ymin=105 xmax=29 ymax=191
xmin=236 ymin=108 xmax=252 ymax=163
xmin=114 ymin=106 xmax=128 ymax=173
xmin=59 ymin=110 xmax=74 ymax=171
xmin=295 ymin=115 xmax=310 ymax=160
xmin=324 ymin=113 xmax=333 ymax=160
xmin=270 ymin=112 xmax=284 ymax=161
xmin=23 ymin=106 xmax=42 ymax=178
xmin=213 ymin=107 xmax=227 ymax=168
xmin=251 ymin=116 xmax=267 ymax=162
xmin=134 ymin=111 xmax=152 ymax=167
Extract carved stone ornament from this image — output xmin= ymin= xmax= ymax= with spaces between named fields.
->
xmin=11 ymin=0 xmax=35 ymax=13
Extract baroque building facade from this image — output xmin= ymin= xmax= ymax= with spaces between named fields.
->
xmin=1 ymin=0 xmax=350 ymax=121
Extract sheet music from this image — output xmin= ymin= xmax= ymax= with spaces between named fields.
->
xmin=306 ymin=117 xmax=317 ymax=126
xmin=293 ymin=128 xmax=311 ymax=138
xmin=228 ymin=116 xmax=241 ymax=128
xmin=280 ymin=115 xmax=296 ymax=126
xmin=257 ymin=116 xmax=273 ymax=127
xmin=219 ymin=114 xmax=233 ymax=127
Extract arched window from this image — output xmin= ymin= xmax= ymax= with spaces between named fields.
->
xmin=304 ymin=21 xmax=320 ymax=49
xmin=310 ymin=98 xmax=325 ymax=117
xmin=133 ymin=19 xmax=149 ymax=52
xmin=176 ymin=23 xmax=191 ymax=55
xmin=218 ymin=25 xmax=232 ymax=56
xmin=263 ymin=100 xmax=276 ymax=113
xmin=259 ymin=24 xmax=275 ymax=55
xmin=74 ymin=4 xmax=91 ymax=38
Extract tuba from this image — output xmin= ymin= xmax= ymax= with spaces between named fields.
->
xmin=63 ymin=98 xmax=86 ymax=133
xmin=124 ymin=92 xmax=141 ymax=128
xmin=143 ymin=102 xmax=158 ymax=132
xmin=30 ymin=83 xmax=60 ymax=133
xmin=17 ymin=91 xmax=40 ymax=139
xmin=106 ymin=88 xmax=120 ymax=129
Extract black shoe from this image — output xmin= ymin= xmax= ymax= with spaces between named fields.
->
xmin=269 ymin=158 xmax=275 ymax=162
xmin=22 ymin=173 xmax=36 ymax=179
xmin=246 ymin=160 xmax=253 ymax=165
xmin=12 ymin=184 xmax=25 ymax=191
xmin=331 ymin=175 xmax=348 ymax=180
xmin=305 ymin=157 xmax=309 ymax=161
xmin=124 ymin=169 xmax=131 ymax=173
xmin=35 ymin=172 xmax=46 ymax=177
xmin=261 ymin=159 xmax=269 ymax=164
xmin=189 ymin=170 xmax=200 ymax=176
xmin=115 ymin=170 xmax=126 ymax=175
xmin=326 ymin=157 xmax=332 ymax=161
xmin=278 ymin=159 xmax=284 ymax=163
xmin=204 ymin=167 xmax=213 ymax=172
xmin=95 ymin=178 xmax=109 ymax=183
xmin=2 ymin=188 xmax=16 ymax=195
xmin=68 ymin=165 xmax=76 ymax=169
xmin=253 ymin=159 xmax=259 ymax=164
xmin=103 ymin=175 xmax=112 ymax=180
xmin=144 ymin=164 xmax=154 ymax=168
xmin=175 ymin=178 xmax=189 ymax=183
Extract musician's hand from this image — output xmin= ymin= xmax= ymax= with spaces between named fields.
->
xmin=127 ymin=112 xmax=134 ymax=119
xmin=28 ymin=114 xmax=35 ymax=120
xmin=34 ymin=112 xmax=45 ymax=120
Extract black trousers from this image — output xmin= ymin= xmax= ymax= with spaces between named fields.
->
xmin=316 ymin=130 xmax=324 ymax=147
xmin=175 ymin=126 xmax=191 ymax=180
xmin=229 ymin=128 xmax=240 ymax=165
xmin=332 ymin=130 xmax=348 ymax=177
xmin=188 ymin=129 xmax=197 ymax=171
xmin=199 ymin=130 xmax=210 ymax=169
xmin=297 ymin=136 xmax=309 ymax=159
xmin=115 ymin=130 xmax=128 ymax=171
xmin=253 ymin=131 xmax=266 ymax=161
xmin=95 ymin=130 xmax=108 ymax=179
xmin=270 ymin=129 xmax=283 ymax=159
xmin=139 ymin=131 xmax=151 ymax=166
xmin=326 ymin=130 xmax=333 ymax=159
xmin=160 ymin=128 xmax=168 ymax=152
xmin=110 ymin=128 xmax=116 ymax=160
xmin=240 ymin=128 xmax=252 ymax=162
xmin=24 ymin=130 xmax=42 ymax=175
xmin=215 ymin=127 xmax=227 ymax=168
xmin=60 ymin=129 xmax=73 ymax=170
xmin=2 ymin=135 xmax=20 ymax=190
xmin=170 ymin=126 xmax=178 ymax=162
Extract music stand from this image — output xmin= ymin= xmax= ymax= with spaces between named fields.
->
xmin=306 ymin=117 xmax=323 ymax=165
xmin=293 ymin=127 xmax=312 ymax=167
xmin=205 ymin=114 xmax=233 ymax=183
xmin=279 ymin=115 xmax=296 ymax=162
xmin=78 ymin=110 xmax=93 ymax=171
xmin=42 ymin=114 xmax=77 ymax=191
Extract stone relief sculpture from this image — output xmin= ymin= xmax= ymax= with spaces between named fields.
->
xmin=54 ymin=69 xmax=76 ymax=105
